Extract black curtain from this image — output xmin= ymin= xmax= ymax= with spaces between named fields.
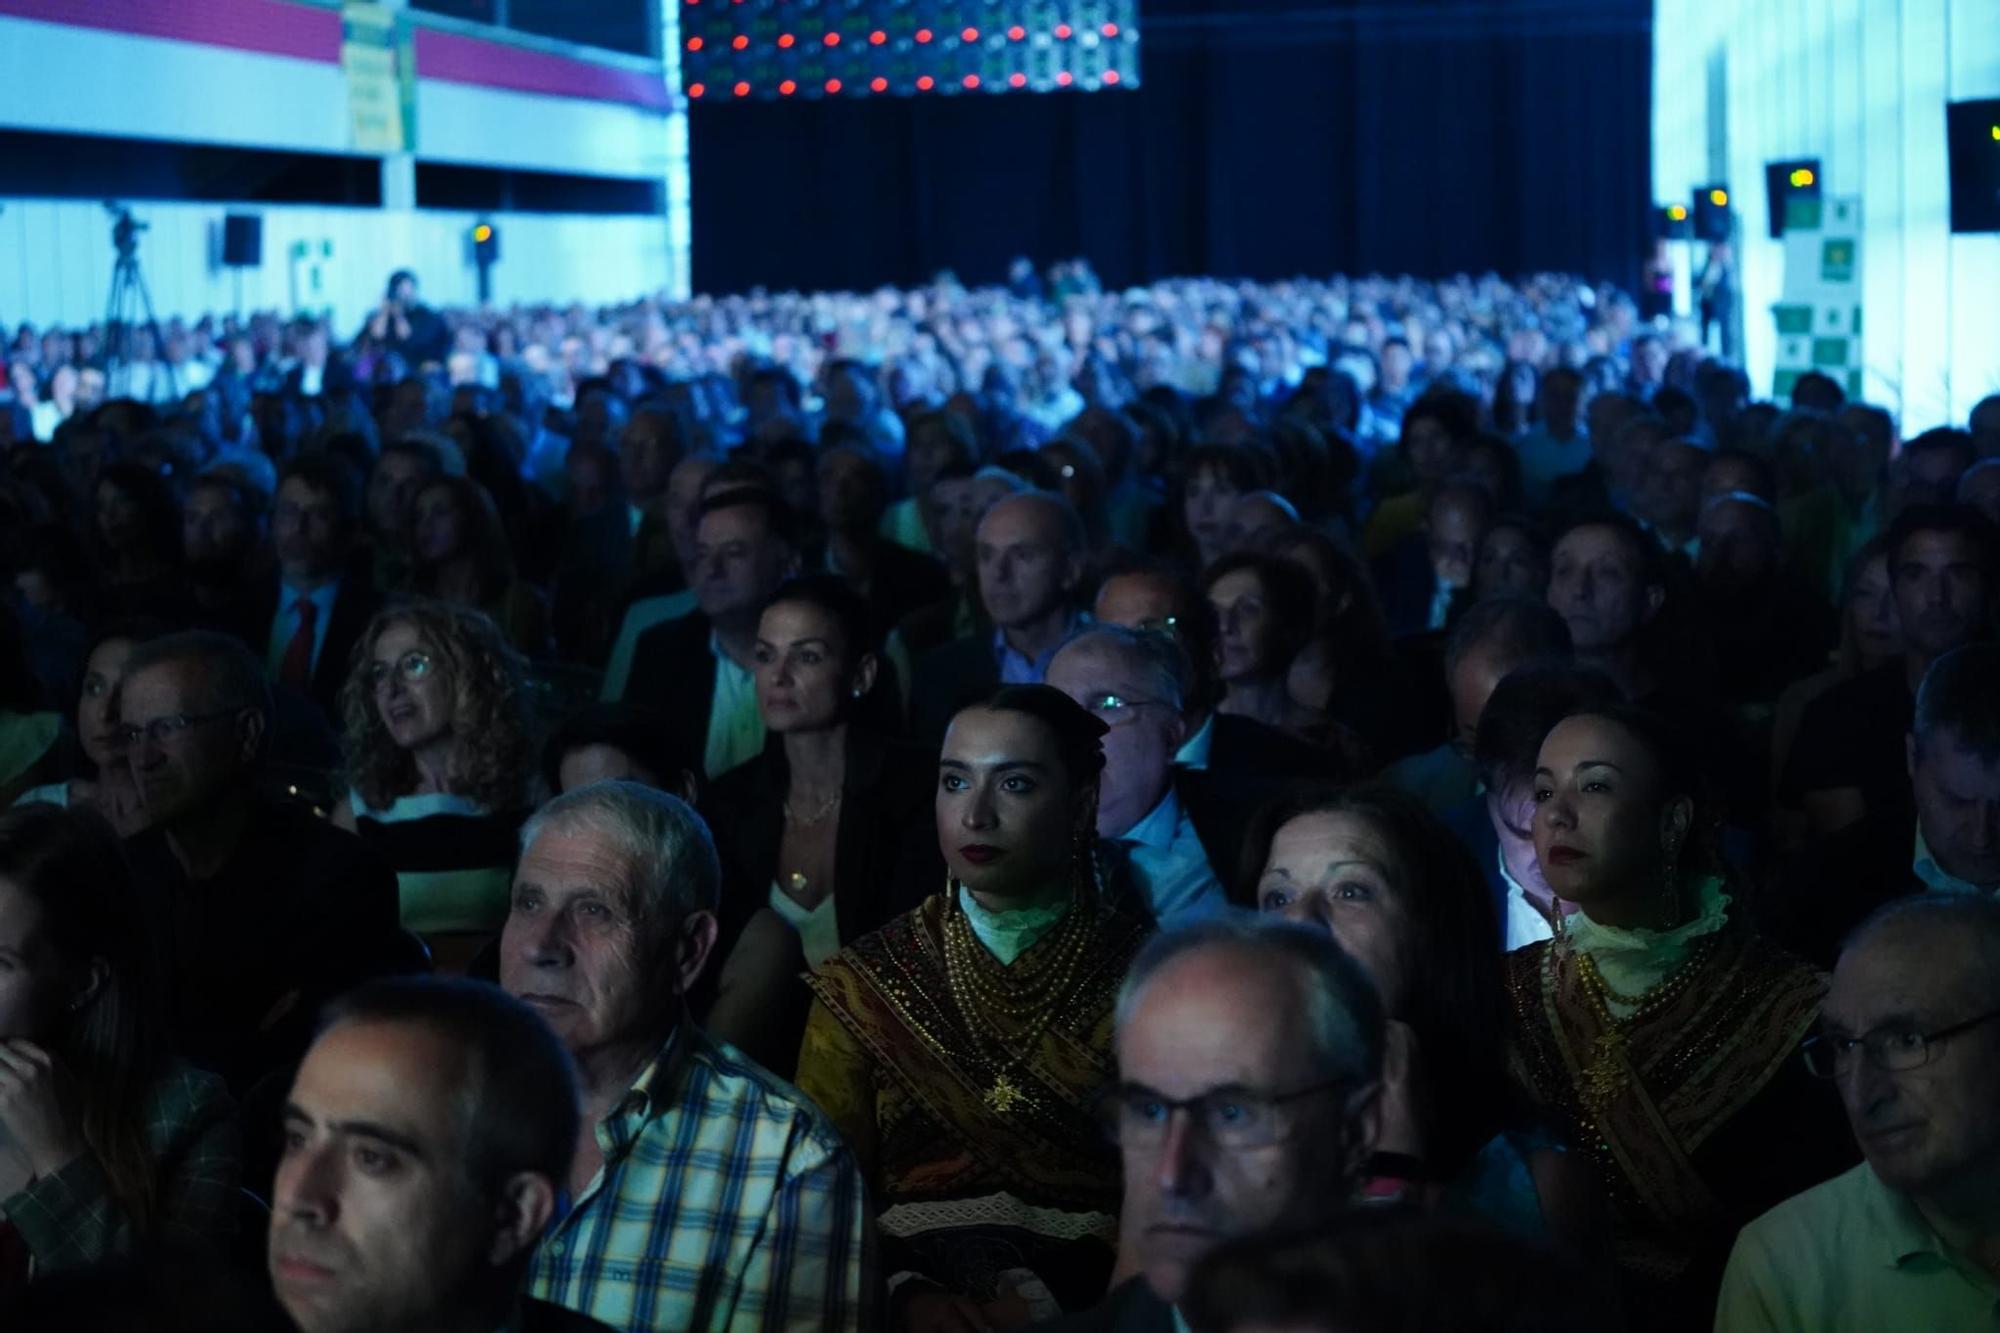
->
xmin=689 ymin=0 xmax=1652 ymax=294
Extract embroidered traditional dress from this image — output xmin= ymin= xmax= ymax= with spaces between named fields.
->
xmin=797 ymin=887 xmax=1148 ymax=1321
xmin=1503 ymin=879 xmax=1856 ymax=1331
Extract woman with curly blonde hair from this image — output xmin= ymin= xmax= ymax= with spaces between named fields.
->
xmin=334 ymin=600 xmax=539 ymax=970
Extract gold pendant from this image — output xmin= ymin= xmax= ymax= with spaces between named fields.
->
xmin=985 ymin=1074 xmax=1026 ymax=1113
xmin=1582 ymin=1030 xmax=1628 ymax=1110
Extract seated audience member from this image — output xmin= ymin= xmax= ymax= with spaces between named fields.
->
xmin=117 ymin=631 xmax=402 ymax=1089
xmin=364 ymin=436 xmax=449 ymax=588
xmin=1516 ymin=367 xmax=1593 ymax=511
xmin=409 ymin=474 xmax=552 ymax=655
xmin=911 ymin=491 xmax=1089 ymax=743
xmin=1973 ymin=393 xmax=2000 ymax=458
xmin=1694 ymin=491 xmax=1837 ymax=710
xmin=92 ymin=461 xmax=186 ymax=619
xmin=817 ymin=443 xmax=951 ymax=632
xmin=1505 ymin=705 xmax=1853 ymax=1330
xmin=898 ymin=463 xmax=1026 ymax=652
xmin=1363 ymin=393 xmax=1477 ymax=558
xmin=1374 ymin=483 xmax=1493 ymax=638
xmin=798 ymin=688 xmax=1150 ymax=1329
xmin=1631 ymin=435 xmax=1709 ymax=562
xmin=1467 ymin=663 xmax=1625 ymax=948
xmin=1766 ymin=642 xmax=2000 ymax=967
xmin=270 ymin=977 xmax=611 ymax=1333
xmin=258 ymin=454 xmax=380 ymax=724
xmin=1768 ymin=537 xmax=1902 ymax=805
xmin=1718 ymin=896 xmax=2000 ymax=1332
xmin=542 ymin=703 xmax=697 ymax=800
xmin=336 ymin=602 xmax=539 ymax=969
xmin=622 ymin=488 xmax=802 ymax=776
xmin=1544 ymin=514 xmax=1667 ymax=698
xmin=701 ymin=578 xmax=939 ymax=1069
xmin=1182 ymin=1212 xmax=1597 ymax=1333
xmin=1782 ymin=505 xmax=1995 ymax=837
xmin=1202 ymin=553 xmax=1323 ymax=742
xmin=1382 ymin=597 xmax=1572 ymax=814
xmin=1247 ymin=786 xmax=1586 ymax=1243
xmin=617 ymin=404 xmax=686 ymax=539
xmin=1217 ymin=490 xmax=1299 ymax=558
xmin=1958 ymin=456 xmax=2000 ymax=525
xmin=13 ymin=618 xmax=163 ymax=834
xmin=1894 ymin=426 xmax=1977 ymax=509
xmin=596 ymin=454 xmax=721 ymax=701
xmin=1275 ymin=528 xmax=1413 ymax=762
xmin=1040 ymin=915 xmax=1386 ymax=1332
xmin=183 ymin=471 xmax=271 ymax=638
xmin=502 ymin=781 xmax=873 ymax=1330
xmin=0 ymin=804 xmax=239 ymax=1282
xmin=884 ymin=410 xmax=980 ymax=553
xmin=1473 ymin=515 xmax=1553 ymax=602
xmin=1178 ymin=443 xmax=1267 ymax=573
xmin=1046 ymin=624 xmax=1227 ymax=924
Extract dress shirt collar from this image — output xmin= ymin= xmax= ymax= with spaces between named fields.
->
xmin=283 ymin=575 xmax=341 ymax=615
xmin=1913 ymin=825 xmax=1995 ymax=897
xmin=1175 ymin=713 xmax=1214 ymax=770
xmin=1121 ymin=783 xmax=1183 ymax=851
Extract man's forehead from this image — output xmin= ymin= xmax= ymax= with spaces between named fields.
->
xmin=518 ymin=823 xmax=639 ymax=886
xmin=1830 ymin=928 xmax=1987 ymax=1020
xmin=295 ymin=1021 xmax=465 ymax=1132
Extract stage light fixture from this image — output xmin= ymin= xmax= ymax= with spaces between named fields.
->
xmin=779 ymin=79 xmax=796 ymax=95
xmin=1103 ymin=22 xmax=1119 ymax=37
xmin=1666 ymin=204 xmax=1687 ymax=221
xmin=1057 ymin=70 xmax=1073 ymax=85
xmin=916 ymin=74 xmax=935 ymax=90
xmin=1709 ymin=188 xmax=1728 ymax=206
xmin=870 ymin=76 xmax=888 ymax=91
xmin=1103 ymin=69 xmax=1119 ymax=84
xmin=689 ymin=81 xmax=706 ymax=97
xmin=1789 ymin=167 xmax=1815 ymax=187
xmin=1010 ymin=72 xmax=1026 ymax=87
xmin=777 ymin=32 xmax=794 ymax=47
xmin=731 ymin=34 xmax=747 ymax=49
xmin=869 ymin=30 xmax=886 ymax=45
xmin=1008 ymin=25 xmax=1026 ymax=40
xmin=962 ymin=27 xmax=979 ymax=42
xmin=824 ymin=32 xmax=840 ymax=46
xmin=687 ymin=36 xmax=702 ymax=50
xmin=733 ymin=80 xmax=750 ymax=96
xmin=963 ymin=73 xmax=980 ymax=88
xmin=916 ymin=27 xmax=933 ymax=43
xmin=1992 ymin=124 xmax=2000 ymax=141
xmin=1055 ymin=24 xmax=1072 ymax=39
xmin=826 ymin=78 xmax=842 ymax=93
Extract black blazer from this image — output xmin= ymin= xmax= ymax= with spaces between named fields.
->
xmin=909 ymin=632 xmax=1002 ymax=747
xmin=247 ymin=565 xmax=381 ymax=724
xmin=1179 ymin=712 xmax=1344 ymax=896
xmin=623 ymin=609 xmax=719 ymax=768
xmin=702 ymin=728 xmax=942 ymax=954
xmin=840 ymin=538 xmax=953 ymax=638
xmin=1030 ymin=1278 xmax=1175 ymax=1333
xmin=1763 ymin=807 xmax=1922 ymax=969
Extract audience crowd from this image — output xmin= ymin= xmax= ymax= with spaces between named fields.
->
xmin=1 ymin=256 xmax=1998 ymax=1331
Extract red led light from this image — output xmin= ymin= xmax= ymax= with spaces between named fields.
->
xmin=733 ymin=80 xmax=750 ymax=95
xmin=963 ymin=73 xmax=980 ymax=88
xmin=779 ymin=79 xmax=796 ymax=95
xmin=1054 ymin=23 xmax=1073 ymax=39
xmin=1102 ymin=22 xmax=1121 ymax=37
xmin=1056 ymin=70 xmax=1073 ymax=86
xmin=1009 ymin=71 xmax=1027 ymax=87
xmin=686 ymin=36 xmax=702 ymax=51
xmin=824 ymin=32 xmax=840 ymax=46
xmin=916 ymin=74 xmax=935 ymax=90
xmin=776 ymin=32 xmax=794 ymax=47
xmin=688 ymin=82 xmax=705 ymax=97
xmin=731 ymin=34 xmax=748 ymax=49
xmin=825 ymin=77 xmax=842 ymax=93
xmin=1008 ymin=25 xmax=1025 ymax=40
xmin=869 ymin=76 xmax=888 ymax=92
xmin=961 ymin=26 xmax=979 ymax=42
xmin=916 ymin=27 xmax=933 ymax=43
xmin=869 ymin=29 xmax=886 ymax=45
xmin=1102 ymin=69 xmax=1120 ymax=84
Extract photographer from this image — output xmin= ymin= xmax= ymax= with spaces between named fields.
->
xmin=359 ymin=269 xmax=449 ymax=368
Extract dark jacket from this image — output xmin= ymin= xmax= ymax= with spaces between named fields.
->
xmin=702 ymin=728 xmax=942 ymax=954
xmin=838 ymin=538 xmax=952 ymax=638
xmin=245 ymin=566 xmax=380 ymax=725
xmin=622 ymin=610 xmax=720 ymax=769
xmin=909 ymin=633 xmax=1002 ymax=747
xmin=1031 ymin=1277 xmax=1176 ymax=1333
xmin=1762 ymin=806 xmax=1923 ymax=969
xmin=1178 ymin=712 xmax=1344 ymax=895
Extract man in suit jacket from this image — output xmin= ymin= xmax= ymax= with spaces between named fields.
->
xmin=817 ymin=442 xmax=951 ymax=633
xmin=257 ymin=453 xmax=380 ymax=725
xmin=911 ymin=491 xmax=1088 ymax=744
xmin=623 ymin=488 xmax=800 ymax=778
xmin=1035 ymin=916 xmax=1383 ymax=1332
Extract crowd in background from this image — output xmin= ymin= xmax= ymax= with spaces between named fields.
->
xmin=0 ymin=256 xmax=1996 ymax=1332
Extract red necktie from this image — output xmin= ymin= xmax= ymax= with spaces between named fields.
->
xmin=280 ymin=596 xmax=318 ymax=691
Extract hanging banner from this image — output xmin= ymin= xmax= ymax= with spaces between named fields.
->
xmin=1772 ymin=194 xmax=1862 ymax=401
xmin=343 ymin=1 xmax=416 ymax=154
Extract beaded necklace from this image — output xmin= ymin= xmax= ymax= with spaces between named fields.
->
xmin=1557 ymin=927 xmax=1721 ymax=1113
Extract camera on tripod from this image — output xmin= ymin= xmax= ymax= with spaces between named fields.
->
xmin=104 ymin=200 xmax=148 ymax=260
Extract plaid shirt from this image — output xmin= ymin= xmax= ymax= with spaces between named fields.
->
xmin=4 ymin=1060 xmax=240 ymax=1274
xmin=529 ymin=1026 xmax=875 ymax=1332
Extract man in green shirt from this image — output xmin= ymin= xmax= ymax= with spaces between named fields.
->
xmin=1716 ymin=895 xmax=2000 ymax=1330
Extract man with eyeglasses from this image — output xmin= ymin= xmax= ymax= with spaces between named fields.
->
xmin=1045 ymin=624 xmax=1226 ymax=926
xmin=1716 ymin=895 xmax=2000 ymax=1330
xmin=118 ymin=630 xmax=401 ymax=1092
xmin=1036 ymin=915 xmax=1384 ymax=1332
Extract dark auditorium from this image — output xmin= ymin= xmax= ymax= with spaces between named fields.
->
xmin=3 ymin=0 xmax=2000 ymax=1329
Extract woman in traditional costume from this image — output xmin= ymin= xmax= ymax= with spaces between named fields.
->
xmin=1506 ymin=703 xmax=1854 ymax=1329
xmin=796 ymin=684 xmax=1151 ymax=1332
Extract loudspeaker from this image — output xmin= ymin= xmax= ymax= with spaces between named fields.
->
xmin=1947 ymin=98 xmax=2000 ymax=234
xmin=222 ymin=214 xmax=263 ymax=267
xmin=1763 ymin=159 xmax=1821 ymax=238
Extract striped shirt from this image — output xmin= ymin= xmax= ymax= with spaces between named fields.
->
xmin=528 ymin=1026 xmax=875 ymax=1332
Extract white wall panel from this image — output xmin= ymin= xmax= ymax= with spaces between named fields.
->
xmin=1653 ymin=0 xmax=2000 ymax=430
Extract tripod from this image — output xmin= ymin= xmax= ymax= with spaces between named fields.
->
xmin=102 ymin=208 xmax=177 ymax=402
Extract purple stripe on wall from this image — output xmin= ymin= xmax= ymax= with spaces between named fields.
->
xmin=0 ymin=0 xmax=671 ymax=112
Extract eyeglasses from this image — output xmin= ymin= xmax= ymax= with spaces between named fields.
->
xmin=116 ymin=709 xmax=240 ymax=748
xmin=367 ymin=651 xmax=434 ymax=688
xmin=1081 ymin=692 xmax=1176 ymax=723
xmin=1802 ymin=1007 xmax=2000 ymax=1078
xmin=1096 ymin=1078 xmax=1352 ymax=1151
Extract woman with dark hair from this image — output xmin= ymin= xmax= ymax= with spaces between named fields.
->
xmin=0 ymin=804 xmax=238 ymax=1283
xmin=1489 ymin=359 xmax=1540 ymax=436
xmin=542 ymin=703 xmax=697 ymax=800
xmin=335 ymin=600 xmax=539 ymax=969
xmin=1178 ymin=442 xmax=1269 ymax=572
xmin=796 ymin=685 xmax=1150 ymax=1329
xmin=1474 ymin=515 xmax=1553 ymax=602
xmin=1505 ymin=704 xmax=1852 ymax=1329
xmin=1245 ymin=784 xmax=1584 ymax=1244
xmin=408 ymin=474 xmax=551 ymax=656
xmin=13 ymin=618 xmax=166 ymax=833
xmin=700 ymin=576 xmax=939 ymax=1068
xmin=91 ymin=462 xmax=184 ymax=618
xmin=1202 ymin=552 xmax=1323 ymax=741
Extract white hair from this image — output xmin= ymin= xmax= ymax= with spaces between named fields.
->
xmin=519 ymin=780 xmax=719 ymax=941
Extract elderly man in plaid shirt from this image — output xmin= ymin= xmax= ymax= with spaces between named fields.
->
xmin=502 ymin=780 xmax=874 ymax=1332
